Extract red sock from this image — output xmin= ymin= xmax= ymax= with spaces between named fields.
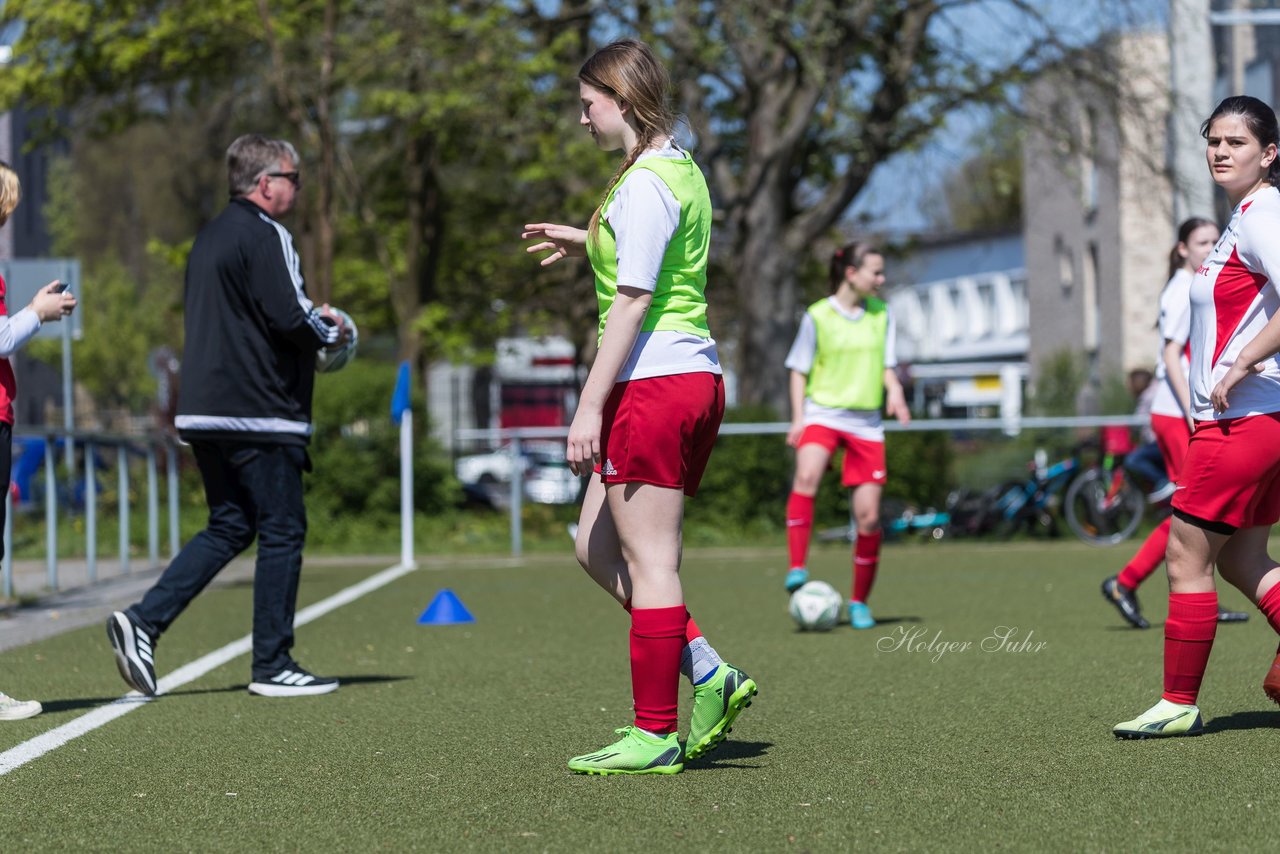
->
xmin=624 ymin=600 xmax=701 ymax=645
xmin=685 ymin=611 xmax=701 ymax=644
xmin=1258 ymin=583 xmax=1280 ymax=636
xmin=786 ymin=492 xmax=815 ymax=568
xmin=852 ymin=530 xmax=882 ymax=603
xmin=630 ymin=605 xmax=686 ymax=734
xmin=1162 ymin=592 xmax=1218 ymax=705
xmin=1117 ymin=518 xmax=1171 ymax=590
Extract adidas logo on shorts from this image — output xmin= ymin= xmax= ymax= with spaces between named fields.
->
xmin=602 ymin=459 xmax=618 ymax=476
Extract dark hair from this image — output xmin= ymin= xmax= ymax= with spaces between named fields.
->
xmin=1167 ymin=216 xmax=1216 ymax=281
xmin=1201 ymin=95 xmax=1280 ymax=186
xmin=828 ymin=241 xmax=880 ymax=293
xmin=1127 ymin=368 xmax=1154 ymax=395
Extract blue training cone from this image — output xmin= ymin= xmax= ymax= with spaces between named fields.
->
xmin=417 ymin=589 xmax=475 ymax=625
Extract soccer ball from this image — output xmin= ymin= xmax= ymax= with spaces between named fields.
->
xmin=789 ymin=580 xmax=843 ymax=631
xmin=316 ymin=307 xmax=358 ymax=373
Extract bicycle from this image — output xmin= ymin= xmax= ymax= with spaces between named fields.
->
xmin=1062 ymin=449 xmax=1147 ymax=547
xmin=985 ymin=449 xmax=1079 ymax=539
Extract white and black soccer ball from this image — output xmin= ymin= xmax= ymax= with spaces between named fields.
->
xmin=316 ymin=307 xmax=358 ymax=374
xmin=789 ymin=580 xmax=843 ymax=632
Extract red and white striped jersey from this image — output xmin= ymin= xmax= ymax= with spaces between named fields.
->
xmin=1188 ymin=185 xmax=1280 ymax=420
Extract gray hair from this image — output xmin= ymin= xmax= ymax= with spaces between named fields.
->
xmin=226 ymin=134 xmax=299 ymax=197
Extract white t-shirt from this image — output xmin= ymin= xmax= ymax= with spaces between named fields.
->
xmin=1150 ymin=268 xmax=1192 ymax=419
xmin=602 ymin=142 xmax=721 ymax=382
xmin=1188 ymin=185 xmax=1280 ymax=420
xmin=783 ymin=297 xmax=898 ymax=441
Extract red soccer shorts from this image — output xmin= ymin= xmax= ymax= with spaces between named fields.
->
xmin=1151 ymin=413 xmax=1191 ymax=483
xmin=797 ymin=424 xmax=887 ymax=488
xmin=597 ymin=372 xmax=725 ymax=497
xmin=1173 ymin=412 xmax=1280 ymax=533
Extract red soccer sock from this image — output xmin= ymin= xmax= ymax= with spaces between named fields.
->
xmin=627 ymin=600 xmax=702 ymax=648
xmin=629 ymin=605 xmax=686 ymax=734
xmin=852 ymin=530 xmax=882 ymax=604
xmin=1117 ymin=517 xmax=1171 ymax=590
xmin=1258 ymin=583 xmax=1280 ymax=636
xmin=685 ymin=611 xmax=701 ymax=644
xmin=1162 ymin=592 xmax=1219 ymax=706
xmin=786 ymin=492 xmax=815 ymax=568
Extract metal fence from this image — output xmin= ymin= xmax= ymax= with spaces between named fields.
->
xmin=1 ymin=430 xmax=182 ymax=599
xmin=456 ymin=413 xmax=1148 ymax=557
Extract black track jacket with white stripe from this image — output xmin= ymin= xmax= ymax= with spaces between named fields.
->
xmin=174 ymin=198 xmax=339 ymax=446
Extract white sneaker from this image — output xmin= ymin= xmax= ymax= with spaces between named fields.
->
xmin=0 ymin=692 xmax=42 ymax=720
xmin=1113 ymin=698 xmax=1203 ymax=739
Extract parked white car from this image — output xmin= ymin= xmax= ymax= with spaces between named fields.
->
xmin=455 ymin=442 xmax=581 ymax=506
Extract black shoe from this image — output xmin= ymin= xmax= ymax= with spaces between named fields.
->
xmin=107 ymin=611 xmax=158 ymax=695
xmin=1217 ymin=607 xmax=1249 ymax=623
xmin=248 ymin=664 xmax=339 ymax=697
xmin=1101 ymin=576 xmax=1149 ymax=629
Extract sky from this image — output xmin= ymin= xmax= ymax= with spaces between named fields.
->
xmin=849 ymin=0 xmax=1167 ymax=235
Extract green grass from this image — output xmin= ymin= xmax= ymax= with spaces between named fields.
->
xmin=0 ymin=538 xmax=1276 ymax=852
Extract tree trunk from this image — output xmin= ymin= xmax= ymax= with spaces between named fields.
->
xmin=311 ymin=0 xmax=338 ymax=304
xmin=732 ymin=172 xmax=800 ymax=412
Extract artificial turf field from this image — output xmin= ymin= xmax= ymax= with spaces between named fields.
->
xmin=0 ymin=537 xmax=1275 ymax=852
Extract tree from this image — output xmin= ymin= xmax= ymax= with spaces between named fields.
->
xmin=928 ymin=110 xmax=1025 ymax=233
xmin=621 ymin=0 xmax=1144 ymax=410
xmin=0 ymin=0 xmax=604 ymax=383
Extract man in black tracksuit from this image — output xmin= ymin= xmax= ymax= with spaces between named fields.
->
xmin=107 ymin=134 xmax=347 ymax=698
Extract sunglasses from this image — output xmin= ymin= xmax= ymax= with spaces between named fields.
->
xmin=266 ymin=170 xmax=301 ymax=187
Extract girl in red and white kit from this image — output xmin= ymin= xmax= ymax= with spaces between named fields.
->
xmin=1099 ymin=218 xmax=1247 ymax=629
xmin=1115 ymin=95 xmax=1280 ymax=738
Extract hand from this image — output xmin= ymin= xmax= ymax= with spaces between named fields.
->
xmin=1210 ymin=359 xmax=1265 ymax=412
xmin=565 ymin=403 xmax=602 ymax=476
xmin=785 ymin=422 xmax=805 ymax=448
xmin=886 ymin=387 xmax=912 ymax=426
xmin=522 ymin=222 xmax=587 ymax=267
xmin=29 ymin=281 xmax=77 ymax=323
xmin=319 ymin=303 xmax=350 ymax=349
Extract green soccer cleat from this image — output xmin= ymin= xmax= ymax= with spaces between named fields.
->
xmin=1113 ymin=699 xmax=1204 ymax=739
xmin=685 ymin=664 xmax=758 ymax=760
xmin=567 ymin=726 xmax=684 ymax=775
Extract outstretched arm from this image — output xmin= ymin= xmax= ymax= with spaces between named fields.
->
xmin=522 ymin=222 xmax=587 ymax=267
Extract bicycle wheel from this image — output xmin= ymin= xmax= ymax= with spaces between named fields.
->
xmin=1064 ymin=467 xmax=1145 ymax=546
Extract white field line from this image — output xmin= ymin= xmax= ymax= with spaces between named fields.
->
xmin=0 ymin=561 xmax=417 ymax=777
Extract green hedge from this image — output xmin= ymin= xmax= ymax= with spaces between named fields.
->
xmin=687 ymin=406 xmax=954 ymax=532
xmin=305 ymin=360 xmax=460 ymax=547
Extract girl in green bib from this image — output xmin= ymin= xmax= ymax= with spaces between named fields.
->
xmin=523 ymin=39 xmax=756 ymax=775
xmin=782 ymin=242 xmax=910 ymax=629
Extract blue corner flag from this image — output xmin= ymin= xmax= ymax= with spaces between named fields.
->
xmin=391 ymin=360 xmax=412 ymax=423
xmin=417 ymin=589 xmax=475 ymax=625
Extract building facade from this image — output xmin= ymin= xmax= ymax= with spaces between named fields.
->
xmin=885 ymin=232 xmax=1028 ymax=418
xmin=1021 ymin=31 xmax=1174 ymax=410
